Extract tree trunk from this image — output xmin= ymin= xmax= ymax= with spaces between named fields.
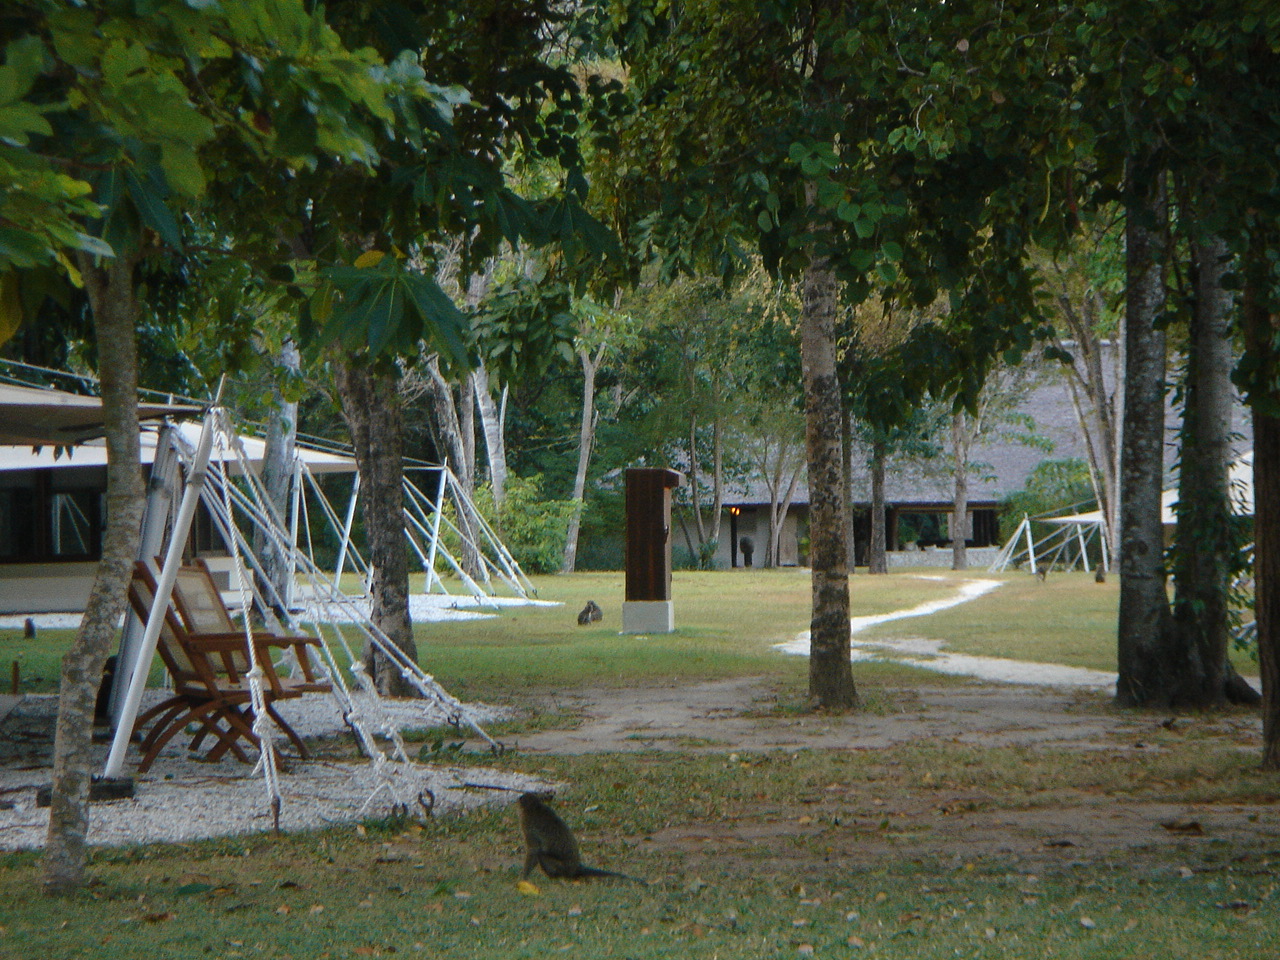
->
xmin=841 ymin=408 xmax=856 ymax=569
xmin=951 ymin=410 xmax=970 ymax=571
xmin=1169 ymin=233 xmax=1252 ymax=706
xmin=473 ymin=363 xmax=508 ymax=515
xmin=869 ymin=436 xmax=888 ymax=574
xmin=1115 ymin=162 xmax=1173 ymax=708
xmin=1243 ymin=251 xmax=1280 ymax=768
xmin=255 ymin=339 xmax=299 ymax=621
xmin=798 ymin=241 xmax=857 ymax=709
xmin=563 ymin=343 xmax=604 ymax=573
xmin=45 ymin=253 xmax=145 ymax=892
xmin=335 ymin=362 xmax=418 ymax=698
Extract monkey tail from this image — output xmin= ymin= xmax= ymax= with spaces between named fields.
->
xmin=578 ymin=866 xmax=648 ymax=885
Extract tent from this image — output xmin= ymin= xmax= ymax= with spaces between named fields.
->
xmin=991 ymin=451 xmax=1255 ymax=574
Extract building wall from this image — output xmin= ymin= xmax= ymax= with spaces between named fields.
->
xmin=714 ymin=506 xmax=804 ymax=569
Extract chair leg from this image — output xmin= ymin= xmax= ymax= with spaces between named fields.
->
xmin=265 ymin=703 xmax=310 ymax=759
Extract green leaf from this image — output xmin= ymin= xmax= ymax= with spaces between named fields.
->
xmin=124 ymin=166 xmax=181 ymax=249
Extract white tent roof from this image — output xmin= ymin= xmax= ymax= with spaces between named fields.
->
xmin=0 ymin=420 xmax=357 ymax=475
xmin=0 ymin=381 xmax=199 ymax=446
xmin=1046 ymin=451 xmax=1254 ymax=526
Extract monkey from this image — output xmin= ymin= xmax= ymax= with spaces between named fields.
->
xmin=516 ymin=792 xmax=644 ymax=883
xmin=576 ymin=600 xmax=603 ymax=626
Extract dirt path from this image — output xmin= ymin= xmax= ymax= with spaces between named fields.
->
xmin=511 ymin=677 xmax=1162 ymax=755
xmin=508 ymin=678 xmax=1277 ymax=873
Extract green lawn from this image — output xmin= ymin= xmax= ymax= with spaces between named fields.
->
xmin=2 ymin=569 xmax=1260 ymax=696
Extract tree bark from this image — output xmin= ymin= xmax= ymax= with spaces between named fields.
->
xmin=798 ymin=242 xmax=857 ymax=709
xmin=951 ymin=410 xmax=970 ymax=571
xmin=473 ymin=363 xmax=508 ymax=514
xmin=562 ymin=343 xmax=605 ymax=573
xmin=335 ymin=362 xmax=418 ymax=698
xmin=1243 ymin=250 xmax=1280 ymax=768
xmin=1169 ymin=233 xmax=1253 ymax=706
xmin=841 ymin=407 xmax=856 ymax=569
xmin=868 ymin=436 xmax=888 ymax=574
xmin=44 ymin=253 xmax=145 ymax=892
xmin=1115 ymin=162 xmax=1173 ymax=707
xmin=255 ymin=339 xmax=299 ymax=621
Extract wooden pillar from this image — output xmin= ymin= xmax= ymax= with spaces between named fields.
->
xmin=622 ymin=467 xmax=683 ymax=633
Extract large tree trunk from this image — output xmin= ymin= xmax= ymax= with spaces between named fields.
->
xmin=255 ymin=339 xmax=300 ymax=621
xmin=1243 ymin=250 xmax=1280 ymax=768
xmin=1169 ymin=233 xmax=1254 ymax=706
xmin=798 ymin=241 xmax=857 ymax=709
xmin=562 ymin=343 xmax=605 ymax=573
xmin=335 ymin=362 xmax=418 ymax=698
xmin=868 ymin=436 xmax=888 ymax=575
xmin=841 ymin=408 xmax=856 ymax=569
xmin=1115 ymin=162 xmax=1173 ymax=707
xmin=473 ymin=363 xmax=508 ymax=514
xmin=951 ymin=410 xmax=970 ymax=572
xmin=45 ymin=253 xmax=145 ymax=892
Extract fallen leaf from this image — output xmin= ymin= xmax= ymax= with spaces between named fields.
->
xmin=798 ymin=945 xmax=815 ymax=956
xmin=1160 ymin=819 xmax=1204 ymax=835
xmin=275 ymin=905 xmax=290 ymax=915
xmin=847 ymin=936 xmax=865 ymax=948
xmin=356 ymin=825 xmax=367 ymax=837
xmin=141 ymin=912 xmax=176 ymax=924
xmin=567 ymin=906 xmax=583 ymax=917
xmin=516 ymin=880 xmax=540 ymax=896
xmin=1124 ymin=918 xmax=1139 ymax=931
xmin=1178 ymin=866 xmax=1194 ymax=879
xmin=309 ymin=904 xmax=325 ymax=915
xmin=1080 ymin=917 xmax=1096 ymax=930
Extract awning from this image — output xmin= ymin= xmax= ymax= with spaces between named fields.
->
xmin=0 ymin=382 xmax=200 ymax=446
xmin=0 ymin=419 xmax=358 ymax=475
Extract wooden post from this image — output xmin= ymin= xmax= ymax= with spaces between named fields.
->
xmin=622 ymin=467 xmax=683 ymax=633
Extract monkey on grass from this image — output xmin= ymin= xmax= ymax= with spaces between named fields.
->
xmin=517 ymin=792 xmax=644 ymax=883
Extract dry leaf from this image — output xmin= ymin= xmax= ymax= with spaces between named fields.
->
xmin=848 ymin=935 xmax=866 ymax=948
xmin=516 ymin=880 xmax=540 ymax=896
xmin=310 ymin=904 xmax=325 ymax=915
xmin=1161 ymin=819 xmax=1204 ymax=835
xmin=1080 ymin=917 xmax=1096 ymax=930
xmin=275 ymin=905 xmax=290 ymax=915
xmin=798 ymin=945 xmax=815 ymax=956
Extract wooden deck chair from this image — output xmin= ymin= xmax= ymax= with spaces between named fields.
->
xmin=125 ymin=559 xmax=329 ymax=772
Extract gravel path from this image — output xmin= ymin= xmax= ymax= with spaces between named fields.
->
xmin=0 ymin=692 xmax=541 ymax=852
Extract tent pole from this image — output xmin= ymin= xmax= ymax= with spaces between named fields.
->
xmin=333 ymin=472 xmax=361 ymax=587
xmin=103 ymin=413 xmax=217 ymax=779
xmin=1023 ymin=514 xmax=1037 ymax=576
xmin=286 ymin=457 xmax=302 ymax=609
xmin=422 ymin=468 xmax=448 ymax=594
xmin=1075 ymin=522 xmax=1090 ymax=573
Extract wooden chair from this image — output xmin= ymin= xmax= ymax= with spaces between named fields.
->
xmin=126 ymin=559 xmax=331 ymax=772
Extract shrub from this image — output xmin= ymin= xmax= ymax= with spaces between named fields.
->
xmin=472 ymin=474 xmax=577 ymax=575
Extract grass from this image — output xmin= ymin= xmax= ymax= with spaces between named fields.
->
xmin=1 ymin=569 xmax=1277 ymax=958
xmin=1 ymin=744 xmax=1276 ymax=959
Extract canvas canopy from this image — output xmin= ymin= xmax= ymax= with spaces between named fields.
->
xmin=0 ymin=419 xmax=356 ymax=474
xmin=0 ymin=382 xmax=199 ymax=446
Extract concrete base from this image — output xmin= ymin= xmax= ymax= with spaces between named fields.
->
xmin=621 ymin=600 xmax=675 ymax=634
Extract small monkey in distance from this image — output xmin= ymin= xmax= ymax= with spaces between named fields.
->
xmin=517 ymin=792 xmax=643 ymax=883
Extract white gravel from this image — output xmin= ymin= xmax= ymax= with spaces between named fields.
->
xmin=0 ymin=692 xmax=544 ymax=852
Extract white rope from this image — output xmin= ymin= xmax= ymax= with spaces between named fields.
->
xmin=168 ymin=409 xmax=504 ymax=823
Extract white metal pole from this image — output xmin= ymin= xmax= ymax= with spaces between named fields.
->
xmin=102 ymin=413 xmax=217 ymax=779
xmin=1099 ymin=520 xmax=1111 ymax=574
xmin=1075 ymin=522 xmax=1090 ymax=573
xmin=422 ymin=468 xmax=448 ymax=594
xmin=333 ymin=472 xmax=361 ymax=586
xmin=1023 ymin=515 xmax=1037 ymax=576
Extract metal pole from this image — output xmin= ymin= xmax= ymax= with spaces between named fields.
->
xmin=102 ymin=413 xmax=217 ymax=779
xmin=333 ymin=472 xmax=361 ymax=587
xmin=1022 ymin=514 xmax=1037 ymax=576
xmin=422 ymin=468 xmax=448 ymax=594
xmin=1075 ymin=522 xmax=1090 ymax=573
